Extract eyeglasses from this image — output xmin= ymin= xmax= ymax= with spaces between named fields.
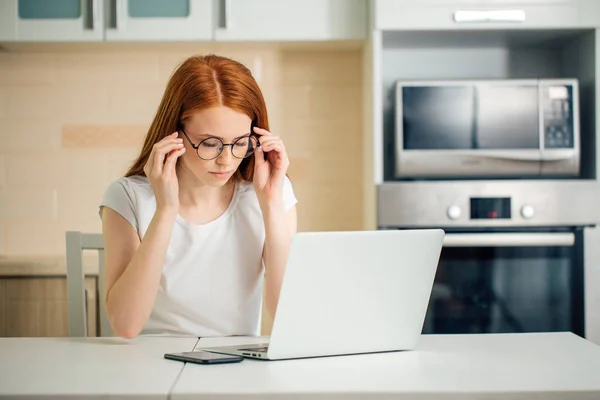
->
xmin=180 ymin=128 xmax=259 ymax=161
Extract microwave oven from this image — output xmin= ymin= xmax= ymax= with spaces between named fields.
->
xmin=394 ymin=79 xmax=580 ymax=179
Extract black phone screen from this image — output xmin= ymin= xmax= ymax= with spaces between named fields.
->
xmin=164 ymin=351 xmax=243 ymax=364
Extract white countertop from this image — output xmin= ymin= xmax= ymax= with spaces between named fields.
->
xmin=0 ymin=336 xmax=198 ymax=399
xmin=170 ymin=332 xmax=600 ymax=399
xmin=1 ymin=332 xmax=599 ymax=399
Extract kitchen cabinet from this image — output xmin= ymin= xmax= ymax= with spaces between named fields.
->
xmin=214 ymin=0 xmax=367 ymax=41
xmin=374 ymin=0 xmax=600 ymax=30
xmin=0 ymin=0 xmax=367 ymax=42
xmin=10 ymin=0 xmax=104 ymax=41
xmin=1 ymin=0 xmax=212 ymax=42
xmin=104 ymin=0 xmax=213 ymax=42
xmin=0 ymin=277 xmax=97 ymax=337
xmin=0 ymin=1 xmax=17 ymax=40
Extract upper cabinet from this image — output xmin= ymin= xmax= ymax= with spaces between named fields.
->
xmin=214 ymin=0 xmax=367 ymax=41
xmin=0 ymin=0 xmax=367 ymax=42
xmin=0 ymin=1 xmax=17 ymax=40
xmin=11 ymin=0 xmax=103 ymax=41
xmin=104 ymin=0 xmax=213 ymax=41
xmin=2 ymin=0 xmax=211 ymax=42
xmin=374 ymin=0 xmax=600 ymax=30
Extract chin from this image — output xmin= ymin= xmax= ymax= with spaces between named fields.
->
xmin=204 ymin=174 xmax=233 ymax=186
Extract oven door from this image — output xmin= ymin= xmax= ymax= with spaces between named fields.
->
xmin=422 ymin=228 xmax=584 ymax=336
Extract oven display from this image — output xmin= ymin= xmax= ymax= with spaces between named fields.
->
xmin=470 ymin=197 xmax=511 ymax=219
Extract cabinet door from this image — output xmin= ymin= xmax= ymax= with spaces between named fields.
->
xmin=104 ymin=0 xmax=213 ymax=41
xmin=14 ymin=0 xmax=103 ymax=41
xmin=0 ymin=277 xmax=97 ymax=337
xmin=375 ymin=0 xmax=600 ymax=30
xmin=214 ymin=0 xmax=367 ymax=41
xmin=0 ymin=1 xmax=17 ymax=41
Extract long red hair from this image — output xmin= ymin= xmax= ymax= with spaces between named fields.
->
xmin=125 ymin=54 xmax=269 ymax=182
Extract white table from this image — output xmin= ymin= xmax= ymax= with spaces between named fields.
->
xmin=170 ymin=332 xmax=600 ymax=399
xmin=0 ymin=336 xmax=198 ymax=399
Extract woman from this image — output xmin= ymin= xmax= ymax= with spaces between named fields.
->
xmin=99 ymin=54 xmax=297 ymax=339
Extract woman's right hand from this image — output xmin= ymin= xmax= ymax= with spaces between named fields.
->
xmin=143 ymin=132 xmax=186 ymax=213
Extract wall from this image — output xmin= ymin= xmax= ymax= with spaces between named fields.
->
xmin=0 ymin=43 xmax=364 ymax=255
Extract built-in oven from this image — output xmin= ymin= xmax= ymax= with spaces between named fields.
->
xmin=378 ymin=181 xmax=600 ymax=341
xmin=423 ymin=227 xmax=582 ymax=335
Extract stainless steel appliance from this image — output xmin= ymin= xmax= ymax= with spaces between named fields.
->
xmin=394 ymin=79 xmax=580 ymax=178
xmin=378 ymin=181 xmax=600 ymax=342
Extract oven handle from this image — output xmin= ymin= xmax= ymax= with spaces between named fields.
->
xmin=443 ymin=232 xmax=575 ymax=247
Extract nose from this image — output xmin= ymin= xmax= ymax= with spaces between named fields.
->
xmin=216 ymin=144 xmax=234 ymax=164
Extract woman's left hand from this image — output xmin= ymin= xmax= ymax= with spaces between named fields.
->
xmin=252 ymin=126 xmax=290 ymax=204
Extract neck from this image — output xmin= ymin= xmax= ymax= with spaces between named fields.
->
xmin=175 ymin=161 xmax=233 ymax=208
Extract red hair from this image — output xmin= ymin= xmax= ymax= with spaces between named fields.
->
xmin=125 ymin=54 xmax=269 ymax=182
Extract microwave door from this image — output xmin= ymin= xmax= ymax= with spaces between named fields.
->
xmin=400 ymin=85 xmax=476 ymax=151
xmin=396 ymin=85 xmax=479 ymax=178
xmin=476 ymin=84 xmax=540 ymax=150
xmin=396 ymin=83 xmax=542 ymax=178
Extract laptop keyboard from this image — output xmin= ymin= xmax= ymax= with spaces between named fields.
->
xmin=238 ymin=345 xmax=269 ymax=353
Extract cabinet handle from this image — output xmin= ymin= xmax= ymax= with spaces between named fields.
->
xmin=454 ymin=9 xmax=526 ymax=23
xmin=109 ymin=0 xmax=117 ymax=28
xmin=85 ymin=0 xmax=97 ymax=30
xmin=109 ymin=0 xmax=126 ymax=29
xmin=443 ymin=233 xmax=574 ymax=247
xmin=218 ymin=0 xmax=231 ymax=29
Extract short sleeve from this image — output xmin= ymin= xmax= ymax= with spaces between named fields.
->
xmin=99 ymin=178 xmax=138 ymax=231
xmin=283 ymin=176 xmax=298 ymax=212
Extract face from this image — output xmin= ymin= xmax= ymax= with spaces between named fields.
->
xmin=179 ymin=106 xmax=253 ymax=187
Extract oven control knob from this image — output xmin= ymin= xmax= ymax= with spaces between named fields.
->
xmin=447 ymin=205 xmax=462 ymax=220
xmin=521 ymin=205 xmax=535 ymax=219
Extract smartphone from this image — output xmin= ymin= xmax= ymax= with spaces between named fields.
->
xmin=164 ymin=351 xmax=244 ymax=365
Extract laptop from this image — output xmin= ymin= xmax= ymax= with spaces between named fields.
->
xmin=201 ymin=229 xmax=445 ymax=361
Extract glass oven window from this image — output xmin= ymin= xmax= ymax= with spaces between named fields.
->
xmin=422 ymin=245 xmax=582 ymax=335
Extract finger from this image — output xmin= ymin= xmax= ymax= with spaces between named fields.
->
xmin=252 ymin=126 xmax=273 ymax=136
xmin=164 ymin=147 xmax=186 ymax=173
xmin=257 ymin=138 xmax=283 ymax=152
xmin=256 ymin=136 xmax=281 ymax=146
xmin=146 ymin=133 xmax=180 ymax=176
xmin=253 ymin=146 xmax=267 ymax=168
xmin=261 ymin=142 xmax=285 ymax=154
xmin=153 ymin=142 xmax=184 ymax=174
xmin=155 ymin=138 xmax=183 ymax=150
xmin=264 ymin=145 xmax=288 ymax=168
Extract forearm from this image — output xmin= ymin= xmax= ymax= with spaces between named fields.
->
xmin=262 ymin=198 xmax=293 ymax=317
xmin=106 ymin=208 xmax=177 ymax=338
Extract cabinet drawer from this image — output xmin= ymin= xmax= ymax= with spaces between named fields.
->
xmin=375 ymin=0 xmax=600 ymax=30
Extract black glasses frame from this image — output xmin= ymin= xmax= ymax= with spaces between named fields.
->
xmin=180 ymin=128 xmax=259 ymax=161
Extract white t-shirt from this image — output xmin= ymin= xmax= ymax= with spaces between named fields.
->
xmin=99 ymin=175 xmax=297 ymax=337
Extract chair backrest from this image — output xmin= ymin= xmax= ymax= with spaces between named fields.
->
xmin=65 ymin=231 xmax=111 ymax=337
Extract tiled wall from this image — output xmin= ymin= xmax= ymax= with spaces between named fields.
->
xmin=0 ymin=44 xmax=364 ymax=255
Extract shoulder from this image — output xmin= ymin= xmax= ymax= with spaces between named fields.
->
xmin=100 ymin=175 xmax=154 ymax=229
xmin=104 ymin=175 xmax=153 ymax=201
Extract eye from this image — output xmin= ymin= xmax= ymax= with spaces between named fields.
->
xmin=235 ymin=138 xmax=249 ymax=147
xmin=200 ymin=138 xmax=222 ymax=148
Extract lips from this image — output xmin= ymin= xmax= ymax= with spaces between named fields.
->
xmin=210 ymin=171 xmax=232 ymax=178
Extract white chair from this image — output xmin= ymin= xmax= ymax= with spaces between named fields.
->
xmin=65 ymin=231 xmax=112 ymax=337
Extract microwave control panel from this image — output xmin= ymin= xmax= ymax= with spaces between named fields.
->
xmin=542 ymin=84 xmax=574 ymax=149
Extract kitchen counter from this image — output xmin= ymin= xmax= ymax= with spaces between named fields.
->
xmin=0 ymin=255 xmax=100 ymax=276
xmin=2 ymin=332 xmax=599 ymax=399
